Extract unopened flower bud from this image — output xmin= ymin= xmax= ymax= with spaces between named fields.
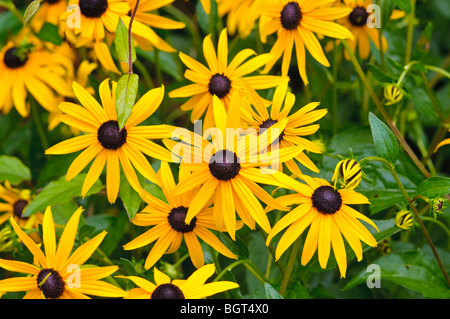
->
xmin=384 ymin=84 xmax=403 ymax=106
xmin=395 ymin=210 xmax=414 ymax=230
xmin=332 ymin=159 xmax=362 ymax=190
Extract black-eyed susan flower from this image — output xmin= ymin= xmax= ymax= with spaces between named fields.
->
xmin=123 ymin=0 xmax=185 ymax=52
xmin=0 ymin=181 xmax=43 ymax=242
xmin=119 ymin=263 xmax=239 ymax=299
xmin=434 ymin=128 xmax=450 ymax=153
xmin=168 ymin=92 xmax=302 ymax=240
xmin=217 ymin=0 xmax=262 ymax=38
xmin=169 ymin=28 xmax=287 ymax=130
xmin=383 ymin=83 xmax=404 ymax=106
xmin=394 ymin=210 xmax=414 ymax=230
xmin=259 ymin=0 xmax=354 ymax=85
xmin=266 ymin=175 xmax=378 ymax=278
xmin=123 ymin=161 xmax=240 ymax=270
xmin=0 ymin=38 xmax=74 ymax=117
xmin=30 ymin=0 xmax=68 ymax=32
xmin=0 ymin=206 xmax=125 ymax=299
xmin=241 ymin=79 xmax=327 ymax=175
xmin=338 ymin=0 xmax=405 ymax=60
xmin=332 ymin=158 xmax=363 ymax=190
xmin=45 ymin=78 xmax=174 ymax=204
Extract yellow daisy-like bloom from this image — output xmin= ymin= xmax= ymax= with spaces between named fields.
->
xmin=339 ymin=0 xmax=405 ymax=60
xmin=217 ymin=0 xmax=262 ymax=38
xmin=0 ymin=181 xmax=43 ymax=242
xmin=241 ymin=79 xmax=327 ymax=175
xmin=169 ymin=28 xmax=287 ymax=130
xmin=119 ymin=264 xmax=239 ymax=299
xmin=394 ymin=210 xmax=414 ymax=230
xmin=45 ymin=78 xmax=174 ymax=204
xmin=0 ymin=206 xmax=125 ymax=299
xmin=124 ymin=0 xmax=185 ymax=52
xmin=266 ymin=175 xmax=378 ymax=278
xmin=169 ymin=92 xmax=302 ymax=240
xmin=30 ymin=0 xmax=68 ymax=32
xmin=259 ymin=0 xmax=354 ymax=85
xmin=0 ymin=40 xmax=73 ymax=117
xmin=383 ymin=83 xmax=404 ymax=106
xmin=332 ymin=158 xmax=362 ymax=190
xmin=123 ymin=161 xmax=239 ymax=269
xmin=435 ymin=129 xmax=450 ymax=152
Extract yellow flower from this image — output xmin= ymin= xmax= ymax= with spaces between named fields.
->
xmin=0 ymin=38 xmax=74 ymax=117
xmin=259 ymin=0 xmax=354 ymax=85
xmin=118 ymin=264 xmax=239 ymax=299
xmin=394 ymin=210 xmax=414 ymax=230
xmin=384 ymin=84 xmax=404 ymax=106
xmin=123 ymin=161 xmax=240 ymax=269
xmin=217 ymin=0 xmax=262 ymax=38
xmin=30 ymin=0 xmax=68 ymax=33
xmin=0 ymin=206 xmax=125 ymax=299
xmin=241 ymin=79 xmax=327 ymax=175
xmin=167 ymin=92 xmax=302 ymax=240
xmin=266 ymin=175 xmax=378 ymax=278
xmin=332 ymin=158 xmax=363 ymax=190
xmin=45 ymin=79 xmax=174 ymax=204
xmin=169 ymin=28 xmax=287 ymax=130
xmin=0 ymin=181 xmax=43 ymax=242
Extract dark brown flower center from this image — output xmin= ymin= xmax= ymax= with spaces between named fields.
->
xmin=311 ymin=185 xmax=342 ymax=214
xmin=280 ymin=2 xmax=302 ymax=30
xmin=209 ymin=150 xmax=241 ymax=181
xmin=37 ymin=268 xmax=65 ymax=299
xmin=97 ymin=120 xmax=127 ymax=150
xmin=168 ymin=206 xmax=197 ymax=233
xmin=79 ymin=0 xmax=108 ymax=18
xmin=259 ymin=118 xmax=285 ymax=143
xmin=339 ymin=160 xmax=361 ymax=183
xmin=208 ymin=74 xmax=231 ymax=98
xmin=3 ymin=47 xmax=28 ymax=69
xmin=13 ymin=199 xmax=28 ymax=219
xmin=349 ymin=6 xmax=368 ymax=27
xmin=151 ymin=283 xmax=185 ymax=299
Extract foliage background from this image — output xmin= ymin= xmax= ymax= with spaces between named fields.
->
xmin=0 ymin=0 xmax=449 ymax=299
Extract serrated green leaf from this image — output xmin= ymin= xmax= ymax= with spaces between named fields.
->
xmin=23 ymin=0 xmax=41 ymax=24
xmin=0 ymin=155 xmax=31 ymax=184
xmin=414 ymin=176 xmax=450 ymax=199
xmin=369 ymin=112 xmax=399 ymax=165
xmin=115 ymin=73 xmax=139 ymax=129
xmin=114 ymin=18 xmax=136 ymax=65
xmin=23 ymin=174 xmax=103 ymax=217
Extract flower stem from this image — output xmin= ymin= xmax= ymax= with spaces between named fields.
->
xmin=30 ymin=101 xmax=48 ymax=150
xmin=279 ymin=235 xmax=301 ymax=297
xmin=341 ymin=39 xmax=431 ymax=178
xmin=360 ymin=156 xmax=450 ymax=285
xmin=405 ymin=0 xmax=416 ymax=64
xmin=128 ymin=0 xmax=140 ymax=75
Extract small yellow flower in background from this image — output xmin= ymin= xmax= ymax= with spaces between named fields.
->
xmin=434 ymin=128 xmax=450 ymax=153
xmin=384 ymin=84 xmax=404 ymax=106
xmin=0 ymin=181 xmax=43 ymax=242
xmin=0 ymin=206 xmax=125 ymax=299
xmin=123 ymin=161 xmax=240 ymax=270
xmin=0 ymin=35 xmax=74 ymax=117
xmin=394 ymin=210 xmax=414 ymax=230
xmin=258 ymin=0 xmax=354 ymax=85
xmin=217 ymin=0 xmax=263 ymax=39
xmin=332 ymin=158 xmax=363 ymax=190
xmin=169 ymin=28 xmax=287 ymax=130
xmin=338 ymin=0 xmax=405 ymax=60
xmin=45 ymin=78 xmax=174 ymax=204
xmin=29 ymin=0 xmax=68 ymax=33
xmin=118 ymin=263 xmax=239 ymax=299
xmin=266 ymin=175 xmax=378 ymax=278
xmin=241 ymin=79 xmax=327 ymax=175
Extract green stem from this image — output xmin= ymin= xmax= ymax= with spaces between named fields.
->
xmin=360 ymin=156 xmax=450 ymax=285
xmin=405 ymin=0 xmax=416 ymax=64
xmin=341 ymin=39 xmax=431 ymax=178
xmin=425 ymin=64 xmax=450 ymax=80
xmin=421 ymin=217 xmax=450 ymax=237
xmin=279 ymin=236 xmax=301 ymax=297
xmin=30 ymin=101 xmax=48 ymax=150
xmin=213 ymin=259 xmax=267 ymax=284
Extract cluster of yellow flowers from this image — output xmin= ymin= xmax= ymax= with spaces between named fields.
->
xmin=0 ymin=0 xmax=415 ymax=299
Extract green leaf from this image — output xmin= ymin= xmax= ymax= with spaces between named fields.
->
xmin=115 ymin=73 xmax=139 ymax=129
xmin=264 ymin=282 xmax=284 ymax=299
xmin=114 ymin=18 xmax=136 ymax=65
xmin=343 ymin=249 xmax=450 ymax=298
xmin=369 ymin=112 xmax=399 ymax=165
xmin=393 ymin=0 xmax=412 ymax=13
xmin=0 ymin=155 xmax=31 ymax=184
xmin=36 ymin=22 xmax=62 ymax=45
xmin=23 ymin=0 xmax=41 ymax=24
xmin=414 ymin=176 xmax=450 ymax=199
xmin=119 ymin=170 xmax=144 ymax=221
xmin=23 ymin=174 xmax=103 ymax=217
xmin=367 ymin=64 xmax=396 ymax=83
